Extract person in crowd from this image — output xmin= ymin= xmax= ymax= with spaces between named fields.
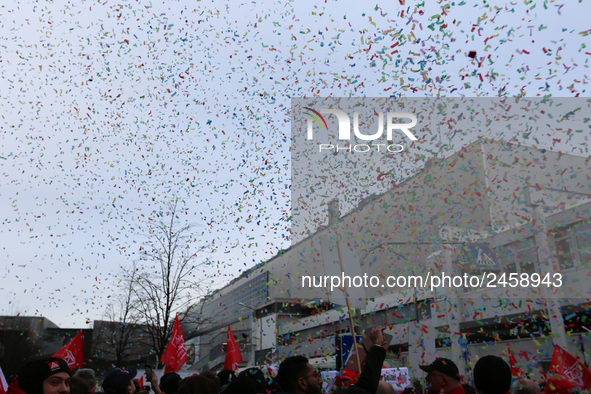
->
xmin=217 ymin=370 xmax=236 ymax=393
xmin=472 ymin=356 xmax=511 ymax=394
xmin=103 ymin=368 xmax=161 ymax=394
xmin=276 ymin=355 xmax=323 ymax=394
xmin=419 ymin=358 xmax=464 ymax=394
xmin=177 ymin=376 xmax=218 ymax=394
xmin=223 ymin=376 xmax=258 ymax=394
xmin=101 ymin=368 xmax=135 ymax=394
xmin=338 ymin=327 xmax=388 ymax=394
xmin=239 ymin=368 xmax=267 ymax=394
xmin=511 ymin=379 xmax=540 ymax=394
xmin=159 ymin=373 xmax=182 ymax=394
xmin=69 ymin=376 xmax=90 ymax=394
xmin=277 ymin=327 xmax=387 ymax=394
xmin=8 ymin=357 xmax=72 ymax=394
xmin=217 ymin=370 xmax=236 ymax=385
xmin=199 ymin=371 xmax=221 ymax=393
xmin=147 ymin=370 xmax=162 ymax=394
xmin=74 ymin=370 xmax=98 ymax=393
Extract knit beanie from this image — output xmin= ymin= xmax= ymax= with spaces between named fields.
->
xmin=159 ymin=372 xmax=182 ymax=394
xmin=473 ymin=356 xmax=512 ymax=394
xmin=17 ymin=357 xmax=72 ymax=394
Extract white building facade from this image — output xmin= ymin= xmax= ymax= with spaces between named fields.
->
xmin=186 ymin=139 xmax=591 ymax=381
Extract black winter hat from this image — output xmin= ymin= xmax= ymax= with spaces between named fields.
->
xmin=473 ymin=355 xmax=512 ymax=394
xmin=159 ymin=372 xmax=182 ymax=394
xmin=17 ymin=357 xmax=72 ymax=394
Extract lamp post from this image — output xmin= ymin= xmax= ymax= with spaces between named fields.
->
xmin=239 ymin=302 xmax=264 ymax=366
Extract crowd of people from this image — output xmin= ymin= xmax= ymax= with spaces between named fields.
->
xmin=4 ymin=327 xmax=574 ymax=394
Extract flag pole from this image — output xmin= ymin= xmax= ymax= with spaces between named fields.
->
xmin=336 ymin=240 xmax=362 ymax=373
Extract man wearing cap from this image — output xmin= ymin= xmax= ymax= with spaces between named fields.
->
xmin=419 ymin=358 xmax=464 ymax=394
xmin=102 ymin=368 xmax=137 ymax=394
xmin=103 ymin=368 xmax=162 ymax=394
xmin=106 ymin=368 xmax=158 ymax=394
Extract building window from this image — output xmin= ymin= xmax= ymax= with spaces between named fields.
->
xmin=497 ymin=238 xmax=538 ymax=274
xmin=277 ymin=333 xmax=291 ymax=346
xmin=387 ymin=305 xmax=410 ymax=325
xmin=254 ymin=348 xmax=274 ymax=365
xmin=363 ymin=310 xmax=388 ymax=327
xmin=412 ymin=301 xmax=432 ymax=321
xmin=576 ymin=221 xmax=591 ymax=265
xmin=551 ymin=219 xmax=591 ymax=270
xmin=495 ymin=218 xmax=591 ymax=274
xmin=554 ymin=226 xmax=575 ymax=270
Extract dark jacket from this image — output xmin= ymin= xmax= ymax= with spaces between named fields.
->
xmin=341 ymin=345 xmax=387 ymax=394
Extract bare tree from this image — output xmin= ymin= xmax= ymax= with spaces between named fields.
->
xmin=92 ymin=265 xmax=142 ymax=368
xmin=129 ymin=199 xmax=213 ymax=368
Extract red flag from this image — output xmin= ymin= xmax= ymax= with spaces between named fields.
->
xmin=223 ymin=326 xmax=243 ymax=371
xmin=6 ymin=379 xmax=22 ymax=394
xmin=549 ymin=345 xmax=591 ymax=390
xmin=507 ymin=344 xmax=525 ymax=379
xmin=53 ymin=331 xmax=84 ymax=370
xmin=160 ymin=314 xmax=187 ymax=373
xmin=133 ymin=375 xmax=144 ymax=388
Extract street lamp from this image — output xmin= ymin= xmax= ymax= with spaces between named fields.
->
xmin=239 ymin=302 xmax=264 ymax=366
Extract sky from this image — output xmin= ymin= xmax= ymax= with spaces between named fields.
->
xmin=1 ymin=0 xmax=590 ymax=328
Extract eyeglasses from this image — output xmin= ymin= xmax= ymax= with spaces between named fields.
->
xmin=302 ymin=371 xmax=321 ymax=380
xmin=426 ymin=373 xmax=447 ymax=379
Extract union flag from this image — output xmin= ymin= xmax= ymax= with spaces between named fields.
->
xmin=223 ymin=326 xmax=243 ymax=371
xmin=53 ymin=331 xmax=84 ymax=370
xmin=160 ymin=314 xmax=187 ymax=373
xmin=549 ymin=345 xmax=591 ymax=390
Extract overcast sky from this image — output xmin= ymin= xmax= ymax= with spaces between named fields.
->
xmin=1 ymin=0 xmax=589 ymax=327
